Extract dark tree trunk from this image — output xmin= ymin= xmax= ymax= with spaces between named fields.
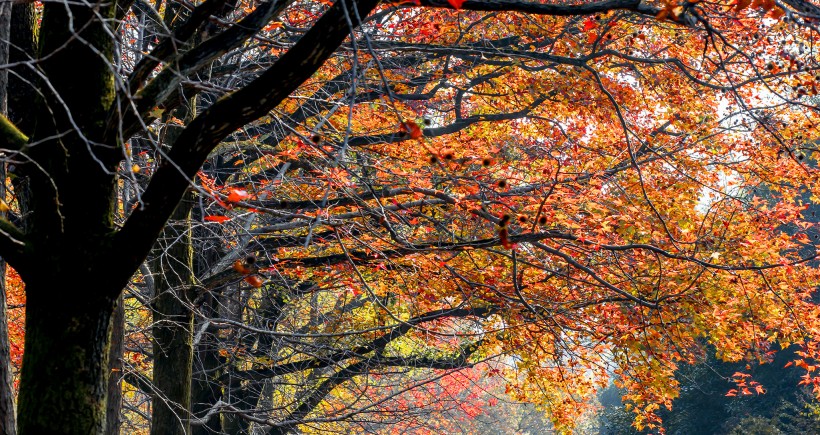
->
xmin=191 ymin=290 xmax=223 ymax=435
xmin=0 ymin=5 xmax=17 ymax=434
xmin=150 ymin=200 xmax=195 ymax=435
xmin=16 ymin=291 xmax=117 ymax=435
xmin=220 ymin=285 xmax=250 ymax=435
xmin=1 ymin=0 xmax=382 ymax=434
xmin=191 ymin=205 xmax=225 ymax=435
xmin=14 ymin=1 xmax=121 ymax=433
xmin=7 ymin=3 xmax=37 ymax=136
xmin=106 ymin=295 xmax=124 ymax=435
xmin=238 ymin=288 xmax=287 ymax=435
xmin=0 ymin=2 xmax=11 ymax=114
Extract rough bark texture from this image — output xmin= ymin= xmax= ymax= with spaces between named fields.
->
xmin=0 ymin=2 xmax=11 ymax=114
xmin=191 ymin=291 xmax=223 ymax=435
xmin=14 ymin=0 xmax=121 ymax=433
xmin=150 ymin=199 xmax=195 ymax=435
xmin=7 ymin=3 xmax=37 ymax=136
xmin=0 ymin=5 xmax=17 ymax=434
xmin=17 ymin=292 xmax=116 ymax=435
xmin=106 ymin=295 xmax=124 ymax=435
xmin=1 ymin=0 xmax=381 ymax=433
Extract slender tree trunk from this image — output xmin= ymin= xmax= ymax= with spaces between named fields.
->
xmin=0 ymin=1 xmax=10 ymax=114
xmin=150 ymin=199 xmax=195 ymax=435
xmin=244 ymin=288 xmax=287 ymax=435
xmin=191 ymin=204 xmax=224 ymax=435
xmin=0 ymin=5 xmax=17 ymax=433
xmin=191 ymin=291 xmax=223 ymax=435
xmin=221 ymin=285 xmax=250 ymax=435
xmin=106 ymin=295 xmax=124 ymax=435
xmin=16 ymin=291 xmax=116 ymax=435
xmin=149 ymin=83 xmax=198 ymax=433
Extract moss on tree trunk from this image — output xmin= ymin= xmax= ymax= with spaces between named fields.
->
xmin=151 ymin=197 xmax=195 ymax=435
xmin=16 ymin=291 xmax=116 ymax=435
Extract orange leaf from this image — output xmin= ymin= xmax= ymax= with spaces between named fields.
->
xmin=233 ymin=260 xmax=250 ymax=275
xmin=587 ymin=32 xmax=597 ymax=45
xmin=768 ymin=6 xmax=785 ymax=19
xmin=263 ymin=21 xmax=283 ymax=32
xmin=205 ymin=215 xmax=231 ymax=223
xmin=401 ymin=121 xmax=423 ymax=139
xmin=227 ymin=188 xmax=250 ymax=203
xmin=245 ymin=275 xmax=264 ymax=288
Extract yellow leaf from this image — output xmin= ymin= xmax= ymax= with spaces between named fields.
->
xmin=149 ymin=107 xmax=165 ymax=118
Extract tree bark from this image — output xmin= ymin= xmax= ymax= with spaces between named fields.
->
xmin=0 ymin=2 xmax=10 ymax=114
xmin=150 ymin=199 xmax=195 ymax=435
xmin=7 ymin=3 xmax=37 ymax=136
xmin=190 ymin=290 xmax=223 ymax=435
xmin=106 ymin=295 xmax=124 ymax=435
xmin=16 ymin=292 xmax=116 ymax=435
xmin=2 ymin=0 xmax=383 ymax=434
xmin=0 ymin=5 xmax=18 ymax=433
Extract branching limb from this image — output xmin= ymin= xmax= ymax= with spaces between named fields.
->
xmin=111 ymin=0 xmax=382 ymax=279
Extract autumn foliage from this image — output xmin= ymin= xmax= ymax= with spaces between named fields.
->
xmin=7 ymin=0 xmax=820 ymax=433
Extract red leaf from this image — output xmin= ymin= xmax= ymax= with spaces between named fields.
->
xmin=401 ymin=121 xmax=423 ymax=139
xmin=583 ymin=18 xmax=597 ymax=32
xmin=205 ymin=215 xmax=231 ymax=223
xmin=227 ymin=188 xmax=250 ymax=203
xmin=447 ymin=0 xmax=464 ymax=8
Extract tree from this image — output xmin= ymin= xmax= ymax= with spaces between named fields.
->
xmin=5 ymin=0 xmax=820 ymax=434
xmin=596 ymin=346 xmax=820 ymax=435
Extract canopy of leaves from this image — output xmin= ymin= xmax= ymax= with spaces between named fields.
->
xmin=7 ymin=0 xmax=820 ymax=433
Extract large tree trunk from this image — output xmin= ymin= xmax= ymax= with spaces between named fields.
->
xmin=7 ymin=3 xmax=36 ymax=136
xmin=16 ymin=291 xmax=116 ymax=435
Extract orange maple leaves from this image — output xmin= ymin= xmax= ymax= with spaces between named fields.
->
xmin=400 ymin=120 xmax=423 ymax=139
xmin=233 ymin=257 xmax=265 ymax=288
